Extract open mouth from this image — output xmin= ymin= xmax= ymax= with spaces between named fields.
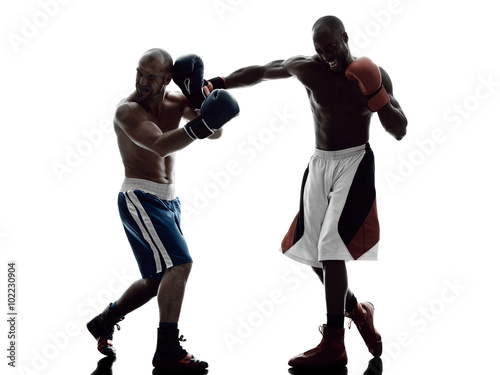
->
xmin=137 ymin=86 xmax=151 ymax=94
xmin=328 ymin=59 xmax=340 ymax=70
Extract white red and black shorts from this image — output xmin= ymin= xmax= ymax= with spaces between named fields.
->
xmin=118 ymin=178 xmax=193 ymax=280
xmin=281 ymin=144 xmax=379 ymax=267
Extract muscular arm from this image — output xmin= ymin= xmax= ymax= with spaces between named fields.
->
xmin=377 ymin=68 xmax=408 ymax=140
xmin=225 ymin=59 xmax=293 ymax=89
xmin=115 ymin=103 xmax=194 ymax=158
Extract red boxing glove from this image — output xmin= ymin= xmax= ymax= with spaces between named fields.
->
xmin=345 ymin=57 xmax=389 ymax=111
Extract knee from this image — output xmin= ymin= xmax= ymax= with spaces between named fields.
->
xmin=169 ymin=262 xmax=192 ymax=279
xmin=322 ymin=260 xmax=347 ymax=276
xmin=323 ymin=260 xmax=345 ymax=268
xmin=177 ymin=262 xmax=192 ymax=272
xmin=144 ymin=277 xmax=161 ymax=296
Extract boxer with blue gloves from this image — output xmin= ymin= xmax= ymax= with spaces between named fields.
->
xmin=173 ymin=54 xmax=227 ymax=110
xmin=87 ymin=48 xmax=239 ymax=373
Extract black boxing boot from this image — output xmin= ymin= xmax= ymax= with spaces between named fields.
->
xmin=152 ymin=326 xmax=208 ymax=372
xmin=87 ymin=303 xmax=124 ymax=356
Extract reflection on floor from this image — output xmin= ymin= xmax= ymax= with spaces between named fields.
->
xmin=89 ymin=355 xmax=382 ymax=375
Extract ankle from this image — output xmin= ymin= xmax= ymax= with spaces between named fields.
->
xmin=159 ymin=322 xmax=178 ymax=330
xmin=345 ymin=295 xmax=358 ymax=314
xmin=109 ymin=302 xmax=125 ymax=320
xmin=326 ymin=313 xmax=345 ymax=329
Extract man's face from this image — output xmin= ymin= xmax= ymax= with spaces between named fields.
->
xmin=135 ymin=57 xmax=168 ymax=102
xmin=313 ymin=27 xmax=350 ymax=73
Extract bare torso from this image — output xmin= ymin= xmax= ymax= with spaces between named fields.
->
xmin=287 ymin=55 xmax=372 ymax=150
xmin=114 ymin=91 xmax=188 ymax=184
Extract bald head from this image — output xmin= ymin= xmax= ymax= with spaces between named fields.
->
xmin=312 ymin=16 xmax=352 ymax=72
xmin=312 ymin=15 xmax=346 ymax=38
xmin=135 ymin=48 xmax=174 ymax=102
xmin=140 ymin=48 xmax=173 ymax=74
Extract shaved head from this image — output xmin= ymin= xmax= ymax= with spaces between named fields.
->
xmin=312 ymin=15 xmax=352 ymax=73
xmin=141 ymin=48 xmax=173 ymax=74
xmin=312 ymin=15 xmax=346 ymax=37
xmin=135 ymin=48 xmax=173 ymax=102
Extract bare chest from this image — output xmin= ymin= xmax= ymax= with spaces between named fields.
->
xmin=306 ymin=73 xmax=368 ymax=114
xmin=144 ymin=105 xmax=182 ymax=133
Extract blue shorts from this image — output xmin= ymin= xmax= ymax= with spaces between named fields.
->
xmin=118 ymin=178 xmax=193 ymax=280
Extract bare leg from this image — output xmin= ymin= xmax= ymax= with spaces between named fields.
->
xmin=313 ymin=265 xmax=357 ymax=313
xmin=152 ymin=262 xmax=208 ymax=370
xmin=157 ymin=263 xmax=192 ymax=323
xmin=114 ymin=277 xmax=160 ymax=316
xmin=323 ymin=260 xmax=348 ymax=316
xmin=87 ymin=276 xmax=160 ymax=356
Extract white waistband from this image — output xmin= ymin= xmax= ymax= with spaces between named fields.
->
xmin=313 ymin=143 xmax=368 ymax=160
xmin=120 ymin=178 xmax=176 ymax=201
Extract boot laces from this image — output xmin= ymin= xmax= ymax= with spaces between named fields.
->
xmin=100 ymin=317 xmax=122 ymax=336
xmin=318 ymin=325 xmax=325 ymax=335
xmin=345 ymin=305 xmax=363 ymax=330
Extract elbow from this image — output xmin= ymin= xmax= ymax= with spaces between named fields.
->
xmin=156 ymin=148 xmax=172 ymax=158
xmin=398 ymin=118 xmax=408 ymax=140
xmin=395 ymin=126 xmax=407 ymax=140
xmin=379 ymin=106 xmax=408 ymax=141
xmin=150 ymin=140 xmax=169 ymax=158
xmin=392 ymin=116 xmax=408 ymax=141
xmin=208 ymin=129 xmax=223 ymax=140
xmin=386 ymin=120 xmax=407 ymax=141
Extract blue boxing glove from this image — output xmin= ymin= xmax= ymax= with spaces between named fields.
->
xmin=173 ymin=54 xmax=207 ymax=110
xmin=184 ymin=89 xmax=240 ymax=140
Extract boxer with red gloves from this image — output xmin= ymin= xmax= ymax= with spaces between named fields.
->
xmin=217 ymin=15 xmax=407 ymax=369
xmin=345 ymin=56 xmax=390 ymax=112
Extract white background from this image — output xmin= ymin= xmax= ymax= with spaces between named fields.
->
xmin=1 ymin=0 xmax=499 ymax=374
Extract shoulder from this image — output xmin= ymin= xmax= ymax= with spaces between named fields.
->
xmin=166 ymin=90 xmax=187 ymax=103
xmin=115 ymin=100 xmax=142 ymax=118
xmin=283 ymin=55 xmax=323 ymax=86
xmin=165 ymin=90 xmax=197 ymax=120
xmin=283 ymin=55 xmax=320 ymax=72
xmin=115 ymin=99 xmax=144 ymax=128
xmin=165 ymin=90 xmax=191 ymax=110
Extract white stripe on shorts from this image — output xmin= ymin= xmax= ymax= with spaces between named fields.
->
xmin=124 ymin=191 xmax=174 ymax=271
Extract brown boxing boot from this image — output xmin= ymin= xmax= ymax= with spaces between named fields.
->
xmin=288 ymin=325 xmax=347 ymax=368
xmin=346 ymin=301 xmax=382 ymax=357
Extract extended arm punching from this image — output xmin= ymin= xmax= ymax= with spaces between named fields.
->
xmin=223 ymin=60 xmax=293 ymax=89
